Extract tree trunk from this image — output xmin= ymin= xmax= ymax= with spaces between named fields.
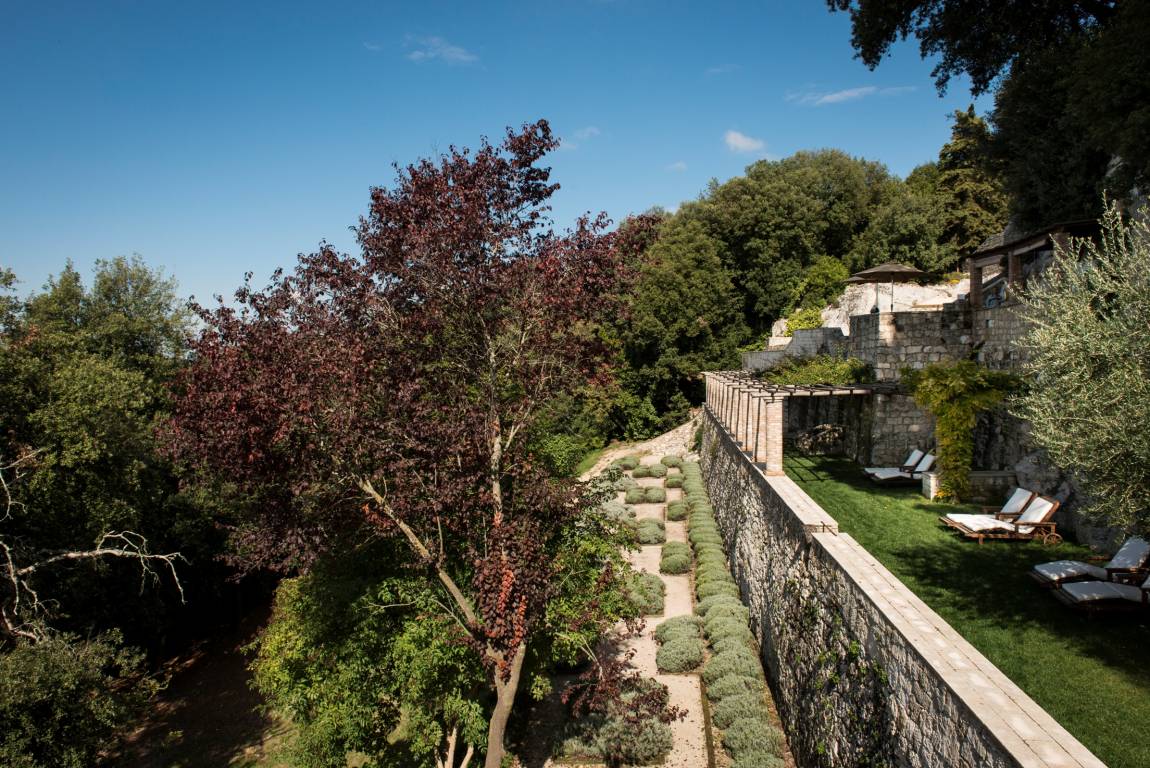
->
xmin=490 ymin=419 xmax=504 ymax=527
xmin=482 ymin=642 xmax=527 ymax=768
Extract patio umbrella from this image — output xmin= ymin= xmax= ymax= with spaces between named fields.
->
xmin=845 ymin=262 xmax=930 ymax=312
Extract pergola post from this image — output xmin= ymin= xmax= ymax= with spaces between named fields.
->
xmin=760 ymin=398 xmax=784 ymax=476
xmin=732 ymin=386 xmax=744 ymax=445
xmin=968 ymin=258 xmax=983 ymax=308
xmin=1007 ymin=253 xmax=1022 ymax=292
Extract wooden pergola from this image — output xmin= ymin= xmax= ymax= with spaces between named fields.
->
xmin=703 ymin=371 xmax=899 ymax=476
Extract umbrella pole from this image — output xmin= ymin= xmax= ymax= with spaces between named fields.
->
xmin=890 ymin=278 xmax=894 ymax=312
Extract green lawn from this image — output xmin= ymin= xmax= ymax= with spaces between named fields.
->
xmin=786 ymin=455 xmax=1150 ymax=768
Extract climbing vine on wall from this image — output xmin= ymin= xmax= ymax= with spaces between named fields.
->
xmin=901 ymin=361 xmax=1018 ymax=502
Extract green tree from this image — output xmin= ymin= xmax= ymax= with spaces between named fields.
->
xmin=0 ymin=631 xmax=156 ymax=768
xmin=684 ymin=149 xmax=893 ymax=329
xmin=936 ymin=107 xmax=1009 ymax=257
xmin=621 ymin=218 xmax=749 ymax=428
xmin=991 ymin=47 xmax=1111 ymax=229
xmin=0 ymin=258 xmax=208 ymax=646
xmin=1012 ymin=203 xmax=1150 ymax=535
xmin=826 ymin=0 xmax=1115 ymax=95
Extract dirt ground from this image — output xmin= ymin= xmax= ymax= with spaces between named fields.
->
xmin=114 ymin=607 xmax=291 ymax=768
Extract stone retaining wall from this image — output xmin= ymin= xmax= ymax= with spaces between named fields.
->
xmin=699 ymin=408 xmax=1105 ymax=768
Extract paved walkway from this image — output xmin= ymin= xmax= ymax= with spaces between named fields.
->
xmin=619 ymin=454 xmax=707 ymax=768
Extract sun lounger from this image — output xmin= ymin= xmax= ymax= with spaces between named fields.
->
xmin=1032 ymin=536 xmax=1150 ymax=586
xmin=1053 ymin=573 xmax=1150 ymax=613
xmin=864 ymin=449 xmax=923 ymax=477
xmin=867 ymin=452 xmax=935 ymax=483
xmin=940 ymin=492 xmax=1061 ymax=545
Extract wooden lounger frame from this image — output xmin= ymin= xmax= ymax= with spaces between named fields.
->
xmin=939 ymin=495 xmax=1062 ymax=545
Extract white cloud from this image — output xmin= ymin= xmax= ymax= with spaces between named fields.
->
xmin=724 ymin=129 xmax=765 ymax=153
xmin=405 ymin=36 xmax=478 ymax=65
xmin=666 ymin=161 xmax=688 ymax=172
xmin=787 ymin=85 xmax=917 ymax=106
xmin=558 ymin=126 xmax=601 ymax=151
xmin=705 ymin=64 xmax=740 ymax=76
xmin=363 ymin=41 xmax=382 ymax=52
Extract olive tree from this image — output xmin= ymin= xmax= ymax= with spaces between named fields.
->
xmin=1012 ymin=203 xmax=1150 ymax=535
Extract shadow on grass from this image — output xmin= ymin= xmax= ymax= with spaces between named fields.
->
xmin=786 ymin=454 xmax=1150 ymax=768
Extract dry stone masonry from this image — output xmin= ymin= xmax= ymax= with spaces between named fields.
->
xmin=697 ymin=398 xmax=1106 ymax=768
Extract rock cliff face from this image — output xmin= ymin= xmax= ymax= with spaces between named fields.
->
xmin=820 ymin=280 xmax=970 ymax=332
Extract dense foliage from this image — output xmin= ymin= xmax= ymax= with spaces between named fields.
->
xmin=759 ymin=356 xmax=874 ymax=386
xmin=903 ymin=361 xmax=1017 ymax=501
xmin=167 ymin=121 xmax=654 ymax=767
xmin=0 ymin=631 xmax=156 ymax=768
xmin=1013 ymin=204 xmax=1150 ymax=535
xmin=828 ymin=0 xmax=1143 ymax=230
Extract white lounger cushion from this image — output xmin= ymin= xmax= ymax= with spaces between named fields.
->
xmin=864 ymin=449 xmax=924 ymax=476
xmin=1033 ymin=560 xmax=1109 ymax=583
xmin=1033 ymin=537 xmax=1150 ymax=584
xmin=1000 ymin=487 xmax=1034 ymax=516
xmin=1017 ymin=496 xmax=1056 ymax=525
xmin=944 ymin=513 xmax=1018 ymax=533
xmin=912 ymin=453 xmax=935 ymax=473
xmin=1109 ymin=537 xmax=1150 ymax=570
xmin=867 ymin=467 xmax=915 ymax=481
xmin=1061 ymin=576 xmax=1150 ymax=605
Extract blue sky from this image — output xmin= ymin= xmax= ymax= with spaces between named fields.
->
xmin=1 ymin=1 xmax=991 ymax=304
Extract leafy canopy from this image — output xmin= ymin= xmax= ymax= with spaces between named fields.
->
xmin=903 ymin=360 xmax=1017 ymax=502
xmin=1012 ymin=203 xmax=1150 ymax=534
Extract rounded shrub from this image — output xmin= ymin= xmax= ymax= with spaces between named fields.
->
xmin=702 ymin=650 xmax=764 ymax=685
xmin=654 ymin=614 xmax=704 ymax=644
xmin=694 ymin=593 xmax=743 ymax=617
xmin=732 ymin=751 xmax=785 ymax=768
xmin=631 ymin=464 xmax=652 ymax=479
xmin=712 ymin=635 xmax=755 ymax=656
xmin=660 ymin=553 xmax=691 ymax=574
xmin=712 ymin=693 xmax=770 ymax=729
xmin=597 ymin=716 xmax=673 ymax=765
xmin=614 ymin=475 xmax=638 ymax=491
xmin=644 ymin=487 xmax=667 ymax=504
xmin=627 ymin=571 xmax=666 ymax=616
xmin=704 ymin=618 xmax=755 ymax=645
xmin=664 ymin=474 xmax=684 ymax=489
xmin=704 ymin=603 xmax=748 ymax=623
xmin=655 ymin=637 xmax=706 ymax=673
xmin=694 ymin=563 xmax=732 ymax=581
xmin=660 ymin=455 xmax=683 ymax=467
xmin=647 ymin=463 xmax=668 ymax=479
xmin=597 ymin=500 xmax=634 ymax=522
xmin=696 ymin=581 xmax=740 ymax=600
xmin=613 ymin=455 xmax=640 ymax=470
xmin=705 ymin=675 xmax=765 ymax=702
xmin=722 ymin=718 xmax=784 ymax=759
xmin=636 ymin=519 xmax=666 ymax=545
xmin=624 ymin=487 xmax=646 ymax=505
xmin=666 ymin=501 xmax=688 ymax=521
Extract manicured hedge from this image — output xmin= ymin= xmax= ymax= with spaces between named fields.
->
xmin=626 ymin=571 xmax=665 ymax=616
xmin=624 ymin=487 xmax=646 ymax=505
xmin=656 ymin=637 xmax=706 ymax=673
xmin=644 ymin=487 xmax=667 ymax=504
xmin=632 ymin=465 xmax=652 ymax=479
xmin=660 ymin=455 xmax=683 ymax=468
xmin=613 ymin=455 xmax=640 ymax=470
xmin=636 ymin=519 xmax=666 ymax=545
xmin=666 ymin=501 xmax=688 ymax=521
xmin=665 ymin=475 xmax=684 ymax=489
xmin=654 ymin=614 xmax=704 ymax=644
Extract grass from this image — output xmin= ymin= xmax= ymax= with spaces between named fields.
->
xmin=574 ymin=446 xmax=606 ymax=477
xmin=786 ymin=455 xmax=1150 ymax=768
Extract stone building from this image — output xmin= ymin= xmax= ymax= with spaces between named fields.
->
xmin=738 ymin=220 xmax=1108 ymax=544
